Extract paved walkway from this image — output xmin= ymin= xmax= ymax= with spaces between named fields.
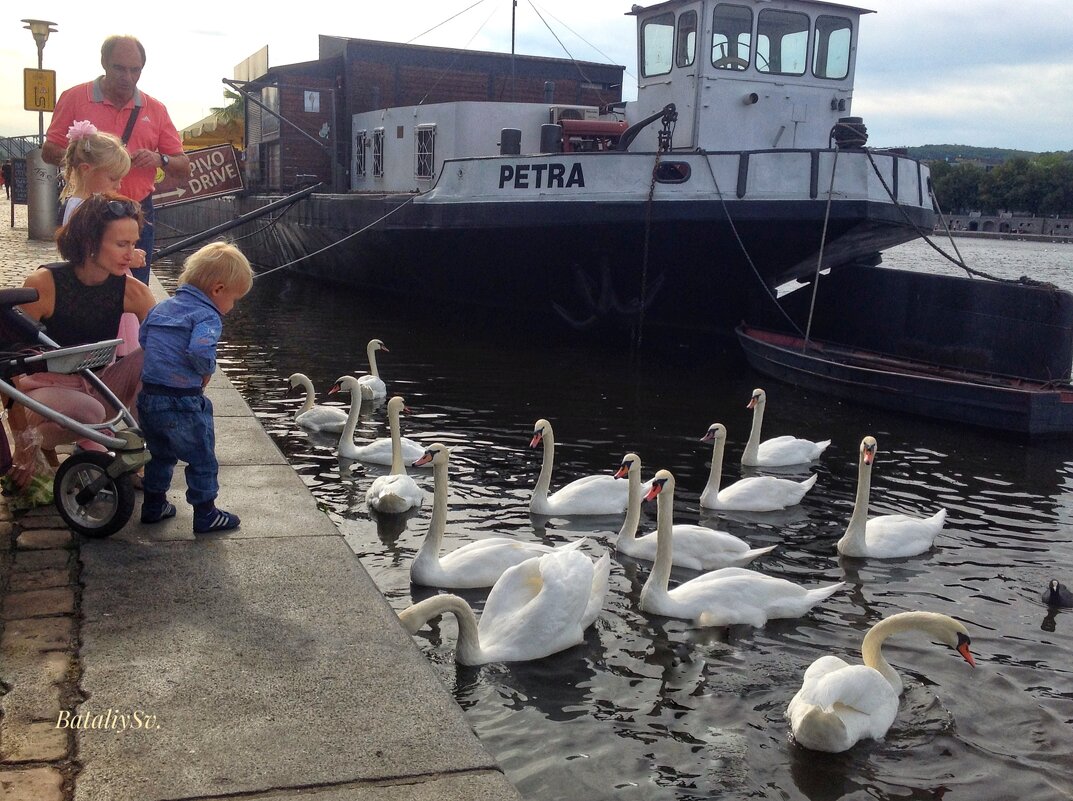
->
xmin=0 ymin=204 xmax=522 ymax=801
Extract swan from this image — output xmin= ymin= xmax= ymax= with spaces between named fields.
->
xmin=700 ymin=423 xmax=817 ymax=511
xmin=411 ymin=443 xmax=589 ymax=588
xmin=529 ymin=418 xmax=628 ymax=516
xmin=363 ymin=395 xmax=424 ymax=514
xmin=399 ymin=547 xmax=611 ymax=665
xmin=1042 ymin=579 xmax=1073 ymax=607
xmin=331 ymin=376 xmax=424 ymax=465
xmin=639 ymin=469 xmax=845 ymax=627
xmin=614 ymin=453 xmax=775 ymax=570
xmin=357 ymin=338 xmax=388 ymax=400
xmin=836 ymin=436 xmax=946 ymax=558
xmin=786 ymin=611 xmax=975 ymax=753
xmin=741 ymin=388 xmax=831 ymax=467
xmin=287 ymin=373 xmax=347 ymax=433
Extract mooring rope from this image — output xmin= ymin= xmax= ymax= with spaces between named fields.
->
xmin=634 ymin=151 xmax=661 ymax=352
xmin=804 ymin=147 xmax=841 ymax=347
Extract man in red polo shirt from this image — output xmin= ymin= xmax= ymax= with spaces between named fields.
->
xmin=43 ymin=35 xmax=190 ymax=284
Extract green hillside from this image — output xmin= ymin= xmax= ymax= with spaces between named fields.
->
xmin=905 ymin=144 xmax=1041 ymax=162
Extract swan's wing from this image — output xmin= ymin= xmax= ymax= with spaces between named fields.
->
xmin=367 ymin=474 xmax=424 ymax=511
xmin=684 ymin=571 xmax=833 ymax=627
xmin=547 ymin=474 xmax=628 ymax=515
xmin=669 ymin=525 xmax=755 ymax=569
xmin=716 ymin=475 xmax=815 ymax=511
xmin=581 ymin=552 xmax=611 ymax=630
xmin=296 ymin=405 xmax=348 ymax=433
xmin=865 ymin=508 xmax=946 ymax=556
xmin=350 ymin=438 xmax=395 ymax=465
xmin=758 ymin=436 xmax=830 ymax=465
xmin=437 ymin=537 xmax=558 ymax=584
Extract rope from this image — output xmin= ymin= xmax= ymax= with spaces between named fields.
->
xmin=253 ymin=195 xmax=418 ymax=281
xmin=634 ymin=151 xmax=661 ymax=351
xmin=406 ymin=0 xmax=489 ymax=43
xmin=525 ymin=0 xmax=614 ymax=106
xmin=804 ymin=147 xmax=841 ymax=346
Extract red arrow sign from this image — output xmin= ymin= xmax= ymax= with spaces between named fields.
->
xmin=152 ymin=144 xmax=244 ymax=208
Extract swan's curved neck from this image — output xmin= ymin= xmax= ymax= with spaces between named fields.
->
xmin=533 ymin=428 xmax=556 ymax=500
xmin=644 ymin=482 xmax=676 ymax=597
xmin=843 ymin=455 xmax=873 ymax=545
xmin=615 ymin=466 xmax=642 ymax=543
xmin=367 ymin=344 xmax=380 ymax=378
xmin=296 ymin=376 xmax=315 ymax=415
xmin=743 ymin=403 xmax=765 ymax=463
xmin=339 ymin=380 xmax=362 ymax=445
xmin=860 ymin=611 xmax=952 ymax=694
xmin=703 ymin=436 xmax=726 ymax=496
xmin=416 ymin=459 xmax=449 ymax=563
xmin=398 ymin=594 xmax=483 ymax=664
xmin=388 ymin=404 xmax=405 ymax=474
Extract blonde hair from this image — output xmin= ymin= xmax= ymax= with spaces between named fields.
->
xmin=61 ymin=131 xmax=131 ymax=200
xmin=179 ymin=242 xmax=254 ymax=296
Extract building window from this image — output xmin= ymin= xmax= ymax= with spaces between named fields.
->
xmin=415 ymin=125 xmax=436 ymax=180
xmin=355 ymin=130 xmax=367 ymax=177
xmin=372 ymin=128 xmax=385 ymax=178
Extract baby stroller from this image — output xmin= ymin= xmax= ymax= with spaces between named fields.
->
xmin=0 ymin=287 xmax=148 ymax=537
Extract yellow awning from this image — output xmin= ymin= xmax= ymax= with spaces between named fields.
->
xmin=180 ymin=111 xmax=243 ymax=150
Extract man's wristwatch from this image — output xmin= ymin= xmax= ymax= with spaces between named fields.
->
xmin=160 ymin=153 xmax=170 ymax=169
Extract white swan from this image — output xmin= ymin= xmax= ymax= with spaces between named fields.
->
xmin=700 ymin=423 xmax=817 ymax=511
xmin=786 ymin=611 xmax=975 ymax=753
xmin=288 ymin=373 xmax=347 ymax=433
xmin=529 ymin=418 xmax=628 ymax=516
xmin=331 ymin=376 xmax=424 ymax=465
xmin=411 ymin=443 xmax=588 ymax=588
xmin=639 ymin=469 xmax=845 ymax=626
xmin=357 ymin=338 xmax=388 ymax=400
xmin=614 ymin=453 xmax=775 ymax=570
xmin=836 ymin=436 xmax=946 ymax=558
xmin=364 ymin=395 xmax=424 ymax=514
xmin=399 ymin=547 xmax=611 ymax=665
xmin=742 ymin=388 xmax=831 ymax=467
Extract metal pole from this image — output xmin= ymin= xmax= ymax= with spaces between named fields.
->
xmin=511 ymin=0 xmax=517 ymax=101
xmin=37 ymin=43 xmax=44 ymax=142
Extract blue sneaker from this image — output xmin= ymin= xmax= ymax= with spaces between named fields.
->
xmin=193 ymin=507 xmax=240 ymax=533
xmin=141 ymin=500 xmax=176 ymax=524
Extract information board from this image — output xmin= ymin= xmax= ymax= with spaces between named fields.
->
xmin=11 ymin=159 xmax=28 ymax=205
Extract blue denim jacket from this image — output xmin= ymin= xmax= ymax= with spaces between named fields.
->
xmin=139 ymin=284 xmax=221 ymax=389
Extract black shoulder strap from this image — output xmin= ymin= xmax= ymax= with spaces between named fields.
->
xmin=120 ymin=106 xmax=139 ymax=145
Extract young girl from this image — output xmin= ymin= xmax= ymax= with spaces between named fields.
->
xmin=61 ymin=120 xmax=143 ymax=356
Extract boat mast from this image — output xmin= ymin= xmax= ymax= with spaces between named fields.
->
xmin=511 ymin=0 xmax=517 ymax=101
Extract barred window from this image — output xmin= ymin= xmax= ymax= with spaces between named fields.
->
xmin=355 ymin=130 xmax=367 ymax=177
xmin=415 ymin=125 xmax=436 ymax=180
xmin=372 ymin=128 xmax=385 ymax=178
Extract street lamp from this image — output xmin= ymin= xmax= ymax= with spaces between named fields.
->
xmin=22 ymin=18 xmax=58 ymax=140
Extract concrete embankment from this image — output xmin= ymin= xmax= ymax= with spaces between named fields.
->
xmin=0 ymin=205 xmax=521 ymax=801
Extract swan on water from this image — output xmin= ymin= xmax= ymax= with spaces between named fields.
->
xmin=331 ymin=376 xmax=424 ymax=465
xmin=411 ymin=443 xmax=588 ymax=588
xmin=529 ymin=418 xmax=628 ymax=516
xmin=786 ymin=611 xmax=975 ymax=753
xmin=742 ymin=388 xmax=831 ymax=467
xmin=288 ymin=373 xmax=347 ymax=433
xmin=614 ymin=453 xmax=775 ymax=570
xmin=700 ymin=423 xmax=817 ymax=511
xmin=836 ymin=436 xmax=946 ymax=558
xmin=399 ymin=547 xmax=611 ymax=665
xmin=363 ymin=396 xmax=424 ymax=513
xmin=639 ymin=470 xmax=844 ymax=627
xmin=358 ymin=338 xmax=388 ymax=400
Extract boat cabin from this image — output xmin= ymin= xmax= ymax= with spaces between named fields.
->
xmin=629 ymin=0 xmax=870 ymax=151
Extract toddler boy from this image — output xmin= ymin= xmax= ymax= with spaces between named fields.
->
xmin=137 ymin=242 xmax=253 ymax=532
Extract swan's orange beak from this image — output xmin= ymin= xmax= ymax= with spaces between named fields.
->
xmin=614 ymin=464 xmax=629 ymax=479
xmin=413 ymin=451 xmax=434 ymax=467
xmin=746 ymin=397 xmax=757 ymax=410
xmin=863 ymin=446 xmax=876 ymax=465
xmin=328 ymin=382 xmax=341 ymax=395
xmin=956 ymin=633 xmax=975 ymax=667
xmin=530 ymin=432 xmax=543 ymax=448
xmin=644 ymin=480 xmax=665 ymax=502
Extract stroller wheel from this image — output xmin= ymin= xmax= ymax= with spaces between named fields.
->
xmin=54 ymin=452 xmax=135 ymax=538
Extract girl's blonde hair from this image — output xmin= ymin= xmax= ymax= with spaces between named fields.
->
xmin=61 ymin=129 xmax=131 ymax=200
xmin=179 ymin=242 xmax=254 ymax=296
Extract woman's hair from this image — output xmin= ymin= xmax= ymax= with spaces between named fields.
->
xmin=179 ymin=242 xmax=254 ymax=296
xmin=55 ymin=193 xmax=143 ymax=265
xmin=60 ymin=123 xmax=130 ymax=200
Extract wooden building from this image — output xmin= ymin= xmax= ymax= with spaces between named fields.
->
xmin=242 ymin=38 xmax=625 ymax=194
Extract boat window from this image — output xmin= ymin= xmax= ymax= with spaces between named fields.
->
xmin=813 ymin=15 xmax=852 ymax=80
xmin=712 ymin=4 xmax=753 ymax=71
xmin=372 ymin=128 xmax=385 ymax=178
xmin=355 ymin=130 xmax=367 ymax=178
xmin=641 ymin=12 xmax=675 ymax=77
xmin=676 ymin=10 xmax=698 ymax=68
xmin=756 ymin=9 xmax=809 ymax=76
xmin=415 ymin=125 xmax=436 ymax=180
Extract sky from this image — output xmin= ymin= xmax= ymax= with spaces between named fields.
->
xmin=2 ymin=0 xmax=1071 ymax=153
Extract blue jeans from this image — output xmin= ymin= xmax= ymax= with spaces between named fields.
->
xmin=132 ymin=195 xmax=154 ymax=284
xmin=137 ymin=391 xmax=218 ymax=506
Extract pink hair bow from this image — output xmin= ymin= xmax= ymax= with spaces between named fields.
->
xmin=67 ymin=120 xmax=98 ymax=142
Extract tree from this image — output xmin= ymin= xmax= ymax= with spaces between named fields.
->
xmin=210 ymin=90 xmax=243 ymax=124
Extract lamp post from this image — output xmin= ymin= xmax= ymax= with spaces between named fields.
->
xmin=22 ymin=18 xmax=58 ymax=141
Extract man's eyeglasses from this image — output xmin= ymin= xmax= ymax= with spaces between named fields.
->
xmin=102 ymin=199 xmax=139 ymax=219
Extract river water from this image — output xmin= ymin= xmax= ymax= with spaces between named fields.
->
xmin=96 ymin=234 xmax=1073 ymax=798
